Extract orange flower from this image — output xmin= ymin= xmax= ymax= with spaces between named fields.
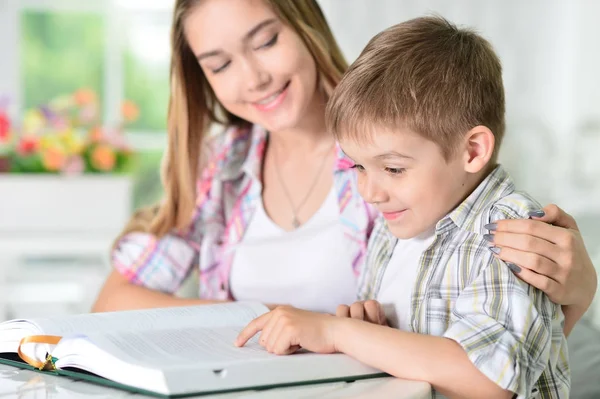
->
xmin=41 ymin=146 xmax=67 ymax=171
xmin=91 ymin=144 xmax=116 ymax=171
xmin=88 ymin=126 xmax=104 ymax=143
xmin=121 ymin=100 xmax=139 ymax=123
xmin=73 ymin=88 xmax=96 ymax=106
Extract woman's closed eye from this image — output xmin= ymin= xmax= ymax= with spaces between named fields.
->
xmin=211 ymin=60 xmax=231 ymax=74
xmin=256 ymin=33 xmax=278 ymax=50
xmin=209 ymin=33 xmax=278 ymax=74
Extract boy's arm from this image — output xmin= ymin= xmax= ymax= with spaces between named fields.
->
xmin=333 ymin=319 xmax=513 ymax=399
xmin=236 ymin=307 xmax=512 ymax=398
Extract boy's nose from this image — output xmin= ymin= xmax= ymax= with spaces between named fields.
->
xmin=360 ymin=175 xmax=388 ymax=205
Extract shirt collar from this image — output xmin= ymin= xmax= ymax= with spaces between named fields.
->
xmin=435 ymin=164 xmax=515 ymax=234
xmin=217 ymin=124 xmax=267 ymax=182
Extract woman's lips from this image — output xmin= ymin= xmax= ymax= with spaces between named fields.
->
xmin=252 ymin=81 xmax=290 ymax=112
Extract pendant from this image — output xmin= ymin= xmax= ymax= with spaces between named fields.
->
xmin=292 ymin=217 xmax=300 ymax=229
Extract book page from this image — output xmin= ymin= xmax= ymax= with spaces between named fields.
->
xmin=67 ymin=326 xmax=272 ymax=369
xmin=5 ymin=302 xmax=268 ymax=341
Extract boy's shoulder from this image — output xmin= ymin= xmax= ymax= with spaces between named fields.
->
xmin=487 ymin=189 xmax=542 ymax=225
xmin=453 ymin=166 xmax=542 ymax=236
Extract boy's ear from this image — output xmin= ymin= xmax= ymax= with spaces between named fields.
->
xmin=462 ymin=125 xmax=495 ymax=173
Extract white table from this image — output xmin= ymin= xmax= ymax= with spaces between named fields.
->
xmin=0 ymin=363 xmax=432 ymax=399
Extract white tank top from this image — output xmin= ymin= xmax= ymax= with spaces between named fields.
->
xmin=229 ymin=188 xmax=356 ymax=314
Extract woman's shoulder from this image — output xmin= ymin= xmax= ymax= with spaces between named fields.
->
xmin=201 ymin=123 xmax=266 ymax=182
xmin=203 ymin=124 xmax=252 ymax=163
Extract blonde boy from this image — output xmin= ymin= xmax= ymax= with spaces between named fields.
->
xmin=237 ymin=16 xmax=569 ymax=399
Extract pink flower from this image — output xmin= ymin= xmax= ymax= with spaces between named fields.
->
xmin=62 ymin=155 xmax=85 ymax=175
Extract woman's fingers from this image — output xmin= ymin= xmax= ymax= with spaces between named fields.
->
xmin=492 ymin=218 xmax=562 ymax=245
xmin=488 ymin=231 xmax=558 ymax=262
xmin=491 ymin=246 xmax=562 ymax=282
xmin=507 ymin=263 xmax=563 ymax=302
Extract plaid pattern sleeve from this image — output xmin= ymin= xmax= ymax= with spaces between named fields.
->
xmin=112 ymin=231 xmax=199 ymax=294
xmin=443 ymin=251 xmax=569 ymax=398
xmin=109 ymin=129 xmax=237 ymax=295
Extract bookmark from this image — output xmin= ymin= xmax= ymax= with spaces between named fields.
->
xmin=18 ymin=335 xmax=62 ymax=371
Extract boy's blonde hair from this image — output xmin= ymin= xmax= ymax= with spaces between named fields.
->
xmin=326 ymin=16 xmax=505 ymax=161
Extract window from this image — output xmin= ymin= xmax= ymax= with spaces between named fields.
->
xmin=123 ymin=13 xmax=171 ymax=132
xmin=22 ymin=11 xmax=105 ymax=110
xmin=3 ymin=1 xmax=175 ymax=209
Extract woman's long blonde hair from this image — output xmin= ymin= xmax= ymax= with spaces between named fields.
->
xmin=118 ymin=0 xmax=348 ymax=241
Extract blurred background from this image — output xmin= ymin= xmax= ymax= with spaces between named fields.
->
xmin=0 ymin=0 xmax=598 ymax=325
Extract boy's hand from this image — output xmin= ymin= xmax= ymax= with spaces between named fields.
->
xmin=336 ymin=300 xmax=387 ymax=326
xmin=235 ymin=306 xmax=339 ymax=355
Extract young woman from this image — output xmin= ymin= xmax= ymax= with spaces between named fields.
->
xmin=93 ymin=0 xmax=596 ymax=335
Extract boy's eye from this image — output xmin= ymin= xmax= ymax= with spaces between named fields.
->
xmin=350 ymin=164 xmax=365 ymax=172
xmin=386 ymin=167 xmax=405 ymax=175
xmin=257 ymin=33 xmax=278 ymax=49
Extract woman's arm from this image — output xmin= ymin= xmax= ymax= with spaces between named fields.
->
xmin=92 ymin=270 xmax=226 ymax=312
xmin=488 ymin=204 xmax=597 ymax=335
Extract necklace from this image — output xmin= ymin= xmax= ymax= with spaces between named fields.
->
xmin=272 ymin=143 xmax=333 ymax=229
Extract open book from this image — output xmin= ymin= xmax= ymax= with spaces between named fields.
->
xmin=0 ymin=302 xmax=385 ymax=397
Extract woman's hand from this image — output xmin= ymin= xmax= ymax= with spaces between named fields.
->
xmin=487 ymin=204 xmax=597 ymax=333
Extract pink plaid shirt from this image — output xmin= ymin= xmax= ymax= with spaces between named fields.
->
xmin=113 ymin=124 xmax=378 ymax=300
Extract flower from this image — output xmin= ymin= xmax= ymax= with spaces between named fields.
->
xmin=22 ymin=109 xmax=45 ymax=134
xmin=88 ymin=126 xmax=104 ymax=143
xmin=41 ymin=146 xmax=67 ymax=172
xmin=0 ymin=111 xmax=11 ymax=142
xmin=90 ymin=144 xmax=116 ymax=171
xmin=62 ymin=155 xmax=85 ymax=175
xmin=17 ymin=136 xmax=40 ymax=156
xmin=2 ymin=89 xmax=136 ymax=174
xmin=121 ymin=100 xmax=140 ymax=123
xmin=60 ymin=131 xmax=85 ymax=155
xmin=79 ymin=103 xmax=98 ymax=124
xmin=73 ymin=88 xmax=96 ymax=106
